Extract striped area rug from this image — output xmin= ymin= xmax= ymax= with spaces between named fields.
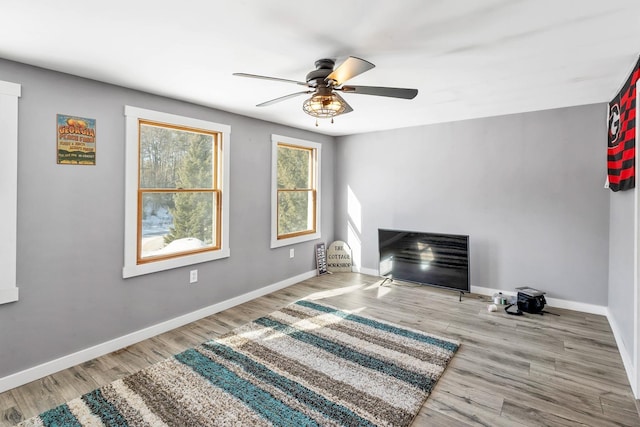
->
xmin=20 ymin=300 xmax=459 ymax=427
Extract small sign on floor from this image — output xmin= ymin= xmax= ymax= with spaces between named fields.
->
xmin=327 ymin=240 xmax=352 ymax=273
xmin=315 ymin=243 xmax=328 ymax=275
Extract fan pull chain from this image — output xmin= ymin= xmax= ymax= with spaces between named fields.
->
xmin=313 ymin=118 xmax=338 ymax=126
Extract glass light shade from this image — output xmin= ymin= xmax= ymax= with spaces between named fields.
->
xmin=302 ymin=94 xmax=346 ymax=118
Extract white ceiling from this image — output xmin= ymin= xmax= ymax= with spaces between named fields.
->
xmin=1 ymin=1 xmax=639 ymax=136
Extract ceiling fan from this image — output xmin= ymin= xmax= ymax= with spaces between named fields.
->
xmin=233 ymin=57 xmax=418 ymax=125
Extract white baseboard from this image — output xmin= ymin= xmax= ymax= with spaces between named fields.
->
xmin=606 ymin=308 xmax=638 ymax=398
xmin=0 ymin=270 xmax=316 ymax=394
xmin=470 ymin=285 xmax=607 ymax=316
xmin=354 ymin=266 xmax=379 ymax=276
xmin=543 ymin=296 xmax=608 ymax=316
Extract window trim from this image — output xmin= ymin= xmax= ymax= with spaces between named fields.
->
xmin=0 ymin=80 xmax=20 ymax=304
xmin=123 ymin=106 xmax=230 ymax=278
xmin=270 ymin=134 xmax=321 ymax=248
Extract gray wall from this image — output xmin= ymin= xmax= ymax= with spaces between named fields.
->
xmin=0 ymin=59 xmax=334 ymax=378
xmin=334 ymin=104 xmax=610 ymax=304
xmin=0 ymin=57 xmax=622 ymax=382
xmin=608 ymin=187 xmax=635 ymax=354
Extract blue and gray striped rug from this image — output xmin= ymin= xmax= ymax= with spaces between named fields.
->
xmin=20 ymin=300 xmax=459 ymax=426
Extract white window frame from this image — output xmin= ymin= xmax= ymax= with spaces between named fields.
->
xmin=123 ymin=106 xmax=230 ymax=278
xmin=0 ymin=80 xmax=20 ymax=304
xmin=270 ymin=134 xmax=321 ymax=248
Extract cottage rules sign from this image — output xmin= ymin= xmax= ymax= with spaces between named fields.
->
xmin=327 ymin=240 xmax=352 ymax=273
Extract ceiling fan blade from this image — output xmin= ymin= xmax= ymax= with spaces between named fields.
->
xmin=340 ymin=85 xmax=418 ymax=99
xmin=256 ymin=91 xmax=312 ymax=107
xmin=233 ymin=73 xmax=308 ymax=86
xmin=326 ymin=57 xmax=375 ymax=86
xmin=333 ymin=92 xmax=353 ymax=114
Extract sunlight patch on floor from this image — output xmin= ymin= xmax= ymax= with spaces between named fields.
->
xmin=305 ymin=284 xmax=365 ymax=300
xmin=376 ymin=285 xmax=392 ymax=298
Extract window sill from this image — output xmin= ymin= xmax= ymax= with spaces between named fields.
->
xmin=123 ymin=248 xmax=230 ymax=278
xmin=270 ymin=231 xmax=320 ymax=249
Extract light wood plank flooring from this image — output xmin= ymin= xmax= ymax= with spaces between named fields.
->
xmin=1 ymin=273 xmax=639 ymax=426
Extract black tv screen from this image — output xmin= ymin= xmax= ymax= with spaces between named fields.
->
xmin=378 ymin=229 xmax=469 ymax=292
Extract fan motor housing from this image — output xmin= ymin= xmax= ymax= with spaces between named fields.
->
xmin=306 ymin=58 xmax=335 ymax=87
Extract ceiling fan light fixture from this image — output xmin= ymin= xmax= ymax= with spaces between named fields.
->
xmin=235 ymin=56 xmax=417 ymax=124
xmin=302 ymin=93 xmax=346 ymax=118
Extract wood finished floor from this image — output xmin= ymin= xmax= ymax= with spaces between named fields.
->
xmin=1 ymin=273 xmax=639 ymax=426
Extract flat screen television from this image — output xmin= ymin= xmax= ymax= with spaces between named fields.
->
xmin=378 ymin=229 xmax=469 ymax=292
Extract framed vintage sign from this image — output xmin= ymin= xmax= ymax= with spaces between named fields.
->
xmin=57 ymin=114 xmax=96 ymax=165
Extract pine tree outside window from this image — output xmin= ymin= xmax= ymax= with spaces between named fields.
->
xmin=271 ymin=135 xmax=321 ymax=248
xmin=123 ymin=107 xmax=230 ymax=278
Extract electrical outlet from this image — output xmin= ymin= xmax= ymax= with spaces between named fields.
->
xmin=289 ymin=248 xmax=295 ymax=258
xmin=189 ymin=269 xmax=198 ymax=284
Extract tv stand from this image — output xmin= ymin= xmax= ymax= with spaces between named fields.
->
xmin=379 ymin=277 xmax=393 ymax=287
xmin=379 ymin=276 xmax=465 ymax=302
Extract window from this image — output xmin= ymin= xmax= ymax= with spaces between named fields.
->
xmin=0 ymin=80 xmax=20 ymax=304
xmin=123 ymin=106 xmax=230 ymax=278
xmin=271 ymin=135 xmax=321 ymax=248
